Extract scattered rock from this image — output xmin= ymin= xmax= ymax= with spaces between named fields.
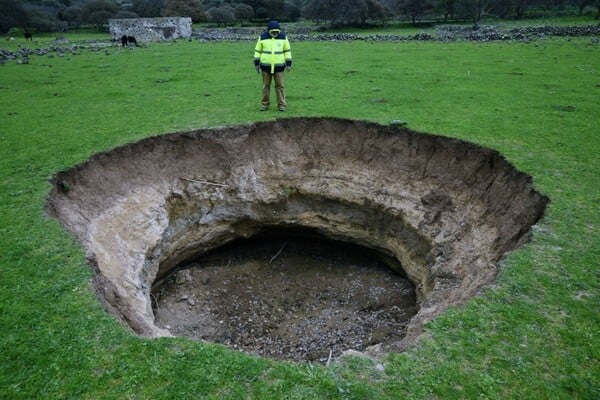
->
xmin=153 ymin=232 xmax=417 ymax=362
xmin=2 ymin=25 xmax=597 ymax=64
xmin=175 ymin=269 xmax=193 ymax=284
xmin=192 ymin=25 xmax=600 ymax=43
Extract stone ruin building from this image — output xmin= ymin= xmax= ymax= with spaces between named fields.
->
xmin=109 ymin=17 xmax=192 ymax=43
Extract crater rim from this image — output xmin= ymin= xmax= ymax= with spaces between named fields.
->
xmin=45 ymin=117 xmax=548 ymax=358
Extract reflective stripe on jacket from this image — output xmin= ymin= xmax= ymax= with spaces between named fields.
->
xmin=254 ymin=32 xmax=292 ymax=74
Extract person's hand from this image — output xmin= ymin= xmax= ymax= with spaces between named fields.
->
xmin=285 ymin=66 xmax=292 ymax=72
xmin=256 ymin=65 xmax=261 ymax=73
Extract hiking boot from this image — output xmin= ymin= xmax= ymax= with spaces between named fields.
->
xmin=260 ymin=105 xmax=268 ymax=111
xmin=278 ymin=107 xmax=286 ymax=112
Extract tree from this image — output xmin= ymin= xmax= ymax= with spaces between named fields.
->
xmin=114 ymin=10 xmax=140 ymax=18
xmin=435 ymin=0 xmax=457 ymax=20
xmin=161 ymin=0 xmax=207 ymax=22
xmin=82 ymin=0 xmax=119 ymax=29
xmin=488 ymin=0 xmax=513 ymax=18
xmin=61 ymin=4 xmax=84 ymax=28
xmin=380 ymin=0 xmax=398 ymax=10
xmin=397 ymin=0 xmax=434 ymax=23
xmin=0 ymin=0 xmax=28 ymax=33
xmin=25 ymin=8 xmax=67 ymax=32
xmin=234 ymin=3 xmax=254 ymax=24
xmin=231 ymin=0 xmax=263 ymax=11
xmin=337 ymin=0 xmax=369 ymax=25
xmin=283 ymin=1 xmax=302 ymax=21
xmin=572 ymin=0 xmax=594 ymax=14
xmin=302 ymin=0 xmax=336 ymax=25
xmin=207 ymin=6 xmax=235 ymax=25
xmin=512 ymin=0 xmax=532 ymax=18
xmin=456 ymin=0 xmax=490 ymax=23
xmin=132 ymin=0 xmax=164 ymax=17
xmin=255 ymin=6 xmax=269 ymax=18
xmin=302 ymin=0 xmax=388 ymax=27
xmin=263 ymin=0 xmax=286 ymax=19
xmin=18 ymin=0 xmax=70 ymax=32
xmin=366 ymin=0 xmax=389 ymax=24
xmin=58 ymin=5 xmax=83 ymax=28
xmin=301 ymin=0 xmax=357 ymax=26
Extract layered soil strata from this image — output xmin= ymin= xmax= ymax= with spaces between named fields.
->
xmin=46 ymin=117 xmax=548 ymax=356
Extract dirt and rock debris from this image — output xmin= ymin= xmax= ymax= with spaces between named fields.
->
xmin=46 ymin=117 xmax=548 ymax=361
xmin=153 ymin=230 xmax=417 ymax=362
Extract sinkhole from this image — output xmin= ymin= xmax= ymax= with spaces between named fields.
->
xmin=46 ymin=117 xmax=548 ymax=361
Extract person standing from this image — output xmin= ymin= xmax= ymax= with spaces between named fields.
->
xmin=254 ymin=20 xmax=292 ymax=111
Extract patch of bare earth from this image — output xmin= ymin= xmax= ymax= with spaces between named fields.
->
xmin=46 ymin=117 xmax=548 ymax=362
xmin=153 ymin=230 xmax=417 ymax=362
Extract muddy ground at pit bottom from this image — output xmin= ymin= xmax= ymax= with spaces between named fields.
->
xmin=152 ymin=232 xmax=418 ymax=362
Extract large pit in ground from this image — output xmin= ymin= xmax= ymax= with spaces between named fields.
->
xmin=46 ymin=117 xmax=548 ymax=361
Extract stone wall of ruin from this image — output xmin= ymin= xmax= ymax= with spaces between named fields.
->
xmin=109 ymin=17 xmax=192 ymax=43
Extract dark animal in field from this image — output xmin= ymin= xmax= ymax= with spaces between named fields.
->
xmin=24 ymin=31 xmax=32 ymax=41
xmin=121 ymin=35 xmax=138 ymax=47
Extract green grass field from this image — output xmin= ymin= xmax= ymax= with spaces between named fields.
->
xmin=1 ymin=32 xmax=599 ymax=399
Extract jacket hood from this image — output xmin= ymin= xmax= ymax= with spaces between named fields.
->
xmin=267 ymin=20 xmax=281 ymax=31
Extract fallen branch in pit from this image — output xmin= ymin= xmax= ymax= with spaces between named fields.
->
xmin=269 ymin=241 xmax=288 ymax=264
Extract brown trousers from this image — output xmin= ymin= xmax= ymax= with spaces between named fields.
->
xmin=261 ymin=71 xmax=286 ymax=108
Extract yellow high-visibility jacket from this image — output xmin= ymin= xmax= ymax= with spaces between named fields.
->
xmin=254 ymin=31 xmax=292 ymax=74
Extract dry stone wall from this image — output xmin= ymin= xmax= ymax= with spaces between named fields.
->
xmin=109 ymin=17 xmax=192 ymax=43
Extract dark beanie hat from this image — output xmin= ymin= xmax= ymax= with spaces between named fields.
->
xmin=267 ymin=20 xmax=281 ymax=31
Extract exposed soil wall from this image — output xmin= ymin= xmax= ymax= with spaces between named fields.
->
xmin=46 ymin=117 xmax=548 ymax=354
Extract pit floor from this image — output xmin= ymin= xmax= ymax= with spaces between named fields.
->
xmin=152 ymin=231 xmax=418 ymax=362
